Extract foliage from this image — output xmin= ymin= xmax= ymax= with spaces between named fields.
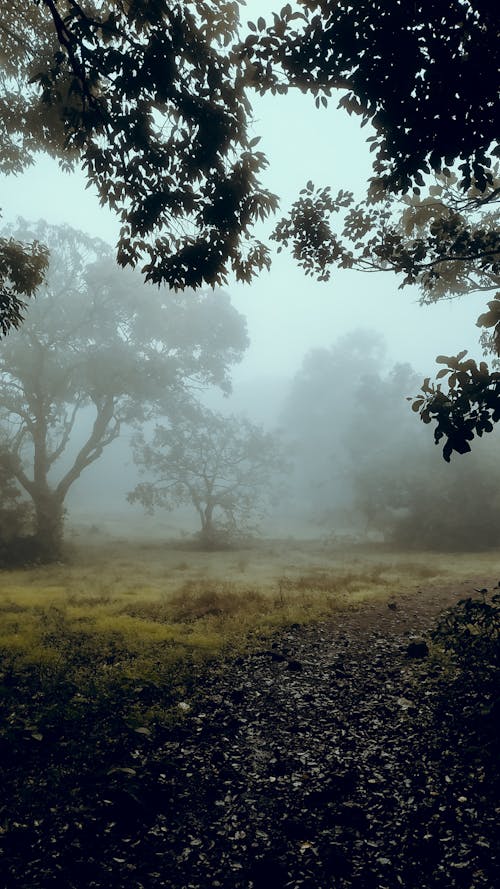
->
xmin=431 ymin=592 xmax=500 ymax=670
xmin=0 ymin=220 xmax=248 ymax=559
xmin=272 ymin=171 xmax=500 ymax=290
xmin=0 ymin=232 xmax=48 ymax=335
xmin=1 ymin=0 xmax=278 ymax=294
xmin=1 ymin=0 xmax=496 ymax=328
xmin=242 ymin=1 xmax=498 ymax=194
xmin=0 ymin=447 xmax=33 ymax=563
xmin=130 ymin=404 xmax=285 ymax=546
xmin=412 ymin=352 xmax=500 ymax=461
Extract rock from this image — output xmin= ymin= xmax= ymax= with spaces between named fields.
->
xmin=387 ymin=602 xmax=398 ymax=610
xmin=406 ymin=640 xmax=429 ymax=659
xmin=287 ymin=659 xmax=303 ymax=672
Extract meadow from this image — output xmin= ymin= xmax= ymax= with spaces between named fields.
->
xmin=1 ymin=535 xmax=494 ymax=677
xmin=1 ymin=533 xmax=497 ymax=695
xmin=1 ymin=535 xmax=498 ymax=887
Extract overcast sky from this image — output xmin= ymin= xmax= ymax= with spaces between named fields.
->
xmin=0 ymin=1 xmax=486 ymax=390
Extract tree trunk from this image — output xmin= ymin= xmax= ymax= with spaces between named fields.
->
xmin=199 ymin=502 xmax=218 ymax=549
xmin=33 ymin=490 xmax=65 ymax=563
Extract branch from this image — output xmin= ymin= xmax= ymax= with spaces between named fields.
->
xmin=46 ymin=398 xmax=82 ymax=468
xmin=56 ymin=395 xmax=119 ymax=499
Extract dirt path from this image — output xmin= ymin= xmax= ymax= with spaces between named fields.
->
xmin=5 ymin=581 xmax=498 ymax=888
xmin=110 ymin=580 xmax=496 ymax=889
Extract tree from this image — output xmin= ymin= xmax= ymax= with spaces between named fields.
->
xmin=0 ymin=220 xmax=248 ymax=561
xmin=344 ymin=363 xmax=500 ymax=550
xmin=243 ymin=1 xmax=498 ymax=195
xmin=1 ymin=2 xmax=496 ymax=312
xmin=271 ymin=171 xmax=500 ymax=292
xmin=129 ymin=404 xmax=285 ymax=547
xmin=281 ymin=330 xmax=387 ymax=525
xmin=1 ymin=0 xmax=278 ymax=301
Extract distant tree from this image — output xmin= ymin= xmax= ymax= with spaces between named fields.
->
xmin=0 ymin=221 xmax=248 ymax=561
xmin=129 ymin=405 xmax=285 ymax=547
xmin=345 ymin=364 xmax=500 ymax=550
xmin=281 ymin=329 xmax=387 ymax=523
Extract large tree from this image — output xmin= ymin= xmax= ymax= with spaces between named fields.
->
xmin=129 ymin=404 xmax=284 ymax=547
xmin=1 ymin=2 xmax=496 ymax=324
xmin=0 ymin=221 xmax=248 ymax=560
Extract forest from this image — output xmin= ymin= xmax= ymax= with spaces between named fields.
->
xmin=0 ymin=2 xmax=499 ymax=888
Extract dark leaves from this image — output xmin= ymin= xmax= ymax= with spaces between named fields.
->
xmin=412 ymin=352 xmax=500 ymax=460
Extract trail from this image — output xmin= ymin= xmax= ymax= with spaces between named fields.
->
xmin=6 ymin=581 xmax=497 ymax=889
xmin=130 ymin=580 xmax=498 ymax=889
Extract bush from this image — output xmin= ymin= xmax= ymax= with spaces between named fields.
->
xmin=0 ymin=451 xmax=34 ymax=566
xmin=431 ymin=592 xmax=500 ymax=668
xmin=430 ymin=591 xmax=500 ymax=773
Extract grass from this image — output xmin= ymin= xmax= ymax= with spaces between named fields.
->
xmin=1 ymin=537 xmax=497 ymax=683
xmin=1 ymin=536 xmax=498 ymax=888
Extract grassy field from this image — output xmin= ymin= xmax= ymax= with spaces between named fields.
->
xmin=1 ymin=535 xmax=497 ymax=683
xmin=1 ymin=536 xmax=498 ymax=888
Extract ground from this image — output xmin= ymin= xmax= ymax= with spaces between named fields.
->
xmin=0 ymin=539 xmax=498 ymax=887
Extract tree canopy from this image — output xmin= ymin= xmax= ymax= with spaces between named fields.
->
xmin=1 ymin=2 xmax=499 ymax=453
xmin=1 ymin=1 xmax=497 ymax=316
xmin=1 ymin=0 xmax=278 ymax=299
xmin=0 ymin=220 xmax=248 ymax=559
xmin=242 ymin=1 xmax=498 ymax=194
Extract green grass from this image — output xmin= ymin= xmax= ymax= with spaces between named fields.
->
xmin=1 ymin=537 xmax=496 ymax=685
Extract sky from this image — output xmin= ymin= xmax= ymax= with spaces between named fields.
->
xmin=0 ymin=1 xmax=487 ymax=393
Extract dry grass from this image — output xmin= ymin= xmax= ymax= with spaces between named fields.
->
xmin=0 ymin=537 xmax=498 ymax=677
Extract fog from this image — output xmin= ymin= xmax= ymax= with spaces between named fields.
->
xmin=0 ymin=2 xmax=493 ymax=556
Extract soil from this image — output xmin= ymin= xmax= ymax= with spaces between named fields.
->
xmin=3 ymin=579 xmax=499 ymax=888
xmin=112 ymin=579 xmax=498 ymax=889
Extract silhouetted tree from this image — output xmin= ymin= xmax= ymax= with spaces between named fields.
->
xmin=130 ymin=404 xmax=284 ymax=547
xmin=1 ymin=3 xmax=496 ymax=311
xmin=243 ymin=1 xmax=498 ymax=195
xmin=1 ymin=0 xmax=278 ymax=298
xmin=0 ymin=221 xmax=248 ymax=561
